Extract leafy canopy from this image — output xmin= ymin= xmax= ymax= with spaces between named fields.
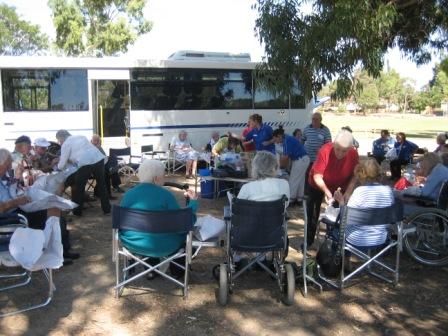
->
xmin=48 ymin=0 xmax=152 ymax=56
xmin=254 ymin=0 xmax=448 ymax=101
xmin=0 ymin=4 xmax=49 ymax=56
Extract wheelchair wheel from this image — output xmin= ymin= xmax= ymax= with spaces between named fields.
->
xmin=218 ymin=263 xmax=229 ymax=306
xmin=404 ymin=209 xmax=448 ymax=266
xmin=280 ymin=263 xmax=295 ymax=306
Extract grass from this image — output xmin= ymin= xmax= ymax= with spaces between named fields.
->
xmin=322 ymin=113 xmax=448 ymax=140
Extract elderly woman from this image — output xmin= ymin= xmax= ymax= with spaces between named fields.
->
xmin=237 ymin=151 xmax=290 ymax=206
xmin=170 ymin=130 xmax=199 ymax=179
xmin=120 ymin=159 xmax=197 ymax=278
xmin=390 ymin=132 xmax=418 ymax=179
xmin=306 ymin=130 xmax=359 ymax=246
xmin=404 ymin=152 xmax=448 ymax=202
xmin=333 ymin=159 xmax=395 ymax=247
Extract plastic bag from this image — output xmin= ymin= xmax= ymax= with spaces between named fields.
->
xmin=385 ymin=147 xmax=398 ymax=160
xmin=194 ymin=215 xmax=225 ymax=241
xmin=322 ymin=205 xmax=340 ymax=223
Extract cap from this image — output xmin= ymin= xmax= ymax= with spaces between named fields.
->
xmin=34 ymin=137 xmax=51 ymax=148
xmin=15 ymin=135 xmax=31 ymax=145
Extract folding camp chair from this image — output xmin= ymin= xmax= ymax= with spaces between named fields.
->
xmin=0 ymin=213 xmax=58 ymax=317
xmin=112 ymin=205 xmax=194 ymax=298
xmin=109 ymin=147 xmax=139 ymax=177
xmin=217 ymin=197 xmax=295 ymax=306
xmin=317 ymin=203 xmax=403 ymax=290
xmin=167 ymin=146 xmax=187 ymax=175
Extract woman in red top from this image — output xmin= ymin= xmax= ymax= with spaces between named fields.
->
xmin=305 ymin=130 xmax=359 ymax=246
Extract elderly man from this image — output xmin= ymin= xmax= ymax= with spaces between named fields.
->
xmin=56 ymin=130 xmax=110 ymax=216
xmin=302 ymin=113 xmax=332 ymax=163
xmin=306 ymin=130 xmax=359 ymax=246
xmin=170 ymin=130 xmax=199 ymax=179
xmin=371 ymin=129 xmax=395 ymax=164
xmin=0 ymin=148 xmax=79 ymax=265
xmin=31 ymin=137 xmax=56 ymax=173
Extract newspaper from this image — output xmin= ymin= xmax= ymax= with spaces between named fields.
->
xmin=20 ymin=188 xmax=77 ymax=212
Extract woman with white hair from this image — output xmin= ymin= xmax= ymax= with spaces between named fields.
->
xmin=305 ymin=130 xmax=359 ymax=247
xmin=120 ymin=159 xmax=197 ymax=279
xmin=237 ymin=151 xmax=290 ymax=206
xmin=170 ymin=130 xmax=199 ymax=179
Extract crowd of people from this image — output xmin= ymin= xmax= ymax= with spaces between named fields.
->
xmin=1 ymin=112 xmax=447 ymax=280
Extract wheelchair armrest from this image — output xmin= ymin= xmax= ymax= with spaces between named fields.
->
xmin=400 ymin=194 xmax=436 ymax=207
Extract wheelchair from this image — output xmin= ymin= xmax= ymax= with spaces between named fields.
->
xmin=402 ymin=181 xmax=448 ymax=266
xmin=217 ymin=197 xmax=295 ymax=306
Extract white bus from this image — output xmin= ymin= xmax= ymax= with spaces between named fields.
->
xmin=0 ymin=52 xmax=315 ymax=154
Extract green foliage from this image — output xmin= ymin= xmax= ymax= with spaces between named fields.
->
xmin=0 ymin=4 xmax=49 ymax=55
xmin=353 ymin=70 xmax=379 ymax=111
xmin=428 ymin=65 xmax=448 ymax=107
xmin=254 ymin=0 xmax=448 ymax=101
xmin=48 ymin=0 xmax=152 ymax=56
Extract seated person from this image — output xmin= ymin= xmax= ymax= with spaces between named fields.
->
xmin=11 ymin=135 xmax=34 ymax=186
xmin=237 ymin=151 xmax=290 ymax=206
xmin=31 ymin=137 xmax=56 ymax=173
xmin=234 ymin=151 xmax=290 ymax=269
xmin=170 ymin=130 xmax=199 ymax=179
xmin=212 ymin=135 xmax=242 ymax=156
xmin=371 ymin=129 xmax=395 ymax=164
xmin=333 ymin=158 xmax=395 ymax=248
xmin=204 ymin=131 xmax=220 ymax=152
xmin=390 ymin=132 xmax=418 ymax=179
xmin=0 ymin=148 xmax=79 ymax=265
xmin=403 ymin=152 xmax=448 ymax=202
xmin=434 ymin=132 xmax=447 ymax=153
xmin=120 ymin=159 xmax=197 ymax=279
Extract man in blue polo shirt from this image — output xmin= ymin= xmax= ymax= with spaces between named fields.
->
xmin=273 ymin=128 xmax=310 ymax=205
xmin=242 ymin=114 xmax=275 ymax=153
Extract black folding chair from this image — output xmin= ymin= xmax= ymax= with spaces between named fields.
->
xmin=112 ymin=205 xmax=194 ymax=298
xmin=317 ymin=203 xmax=404 ymax=290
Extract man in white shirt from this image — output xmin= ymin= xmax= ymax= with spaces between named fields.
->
xmin=56 ymin=130 xmax=111 ymax=216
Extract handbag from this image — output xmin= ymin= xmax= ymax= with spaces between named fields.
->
xmin=315 ymin=206 xmax=346 ymax=278
xmin=316 ymin=237 xmax=342 ymax=278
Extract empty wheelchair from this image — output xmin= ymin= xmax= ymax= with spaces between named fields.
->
xmin=217 ymin=197 xmax=295 ymax=306
xmin=402 ymin=180 xmax=448 ymax=266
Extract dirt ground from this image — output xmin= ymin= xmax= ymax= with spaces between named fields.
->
xmin=1 ymin=175 xmax=448 ymax=336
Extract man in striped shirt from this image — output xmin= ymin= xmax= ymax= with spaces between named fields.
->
xmin=303 ymin=112 xmax=332 ymax=192
xmin=302 ymin=112 xmax=332 ymax=163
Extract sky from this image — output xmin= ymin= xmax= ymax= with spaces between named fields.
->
xmin=2 ymin=0 xmax=439 ymax=89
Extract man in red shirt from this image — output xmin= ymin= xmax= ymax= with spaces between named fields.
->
xmin=306 ymin=130 xmax=359 ymax=246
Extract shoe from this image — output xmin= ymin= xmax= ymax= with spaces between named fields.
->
xmin=64 ymin=251 xmax=80 ymax=260
xmin=103 ymin=211 xmax=111 ymax=216
xmin=113 ymin=187 xmax=124 ymax=193
xmin=63 ymin=258 xmax=73 ymax=266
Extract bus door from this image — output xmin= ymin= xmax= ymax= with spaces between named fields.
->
xmin=91 ymin=77 xmax=130 ymax=150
